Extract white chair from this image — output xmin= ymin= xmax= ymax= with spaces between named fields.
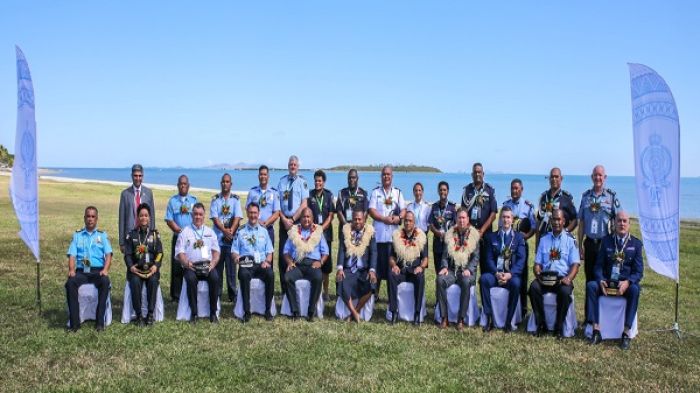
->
xmin=335 ymin=295 xmax=375 ymax=321
xmin=479 ymin=287 xmax=522 ymax=330
xmin=433 ymin=285 xmax=480 ymax=326
xmin=176 ymin=280 xmax=221 ymax=320
xmin=66 ymin=284 xmax=112 ymax=327
xmin=233 ymin=278 xmax=277 ymax=319
xmin=386 ymin=282 xmax=427 ymax=323
xmin=121 ymin=284 xmax=165 ymax=324
xmin=281 ymin=279 xmax=325 ymax=318
xmin=584 ymin=296 xmax=638 ymax=340
xmin=527 ymin=293 xmax=578 ymax=337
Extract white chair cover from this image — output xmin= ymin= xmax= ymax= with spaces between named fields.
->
xmin=66 ymin=284 xmax=112 ymax=327
xmin=385 ymin=282 xmax=427 ymax=322
xmin=233 ymin=278 xmax=277 ymax=319
xmin=335 ymin=295 xmax=375 ymax=321
xmin=584 ymin=296 xmax=638 ymax=339
xmin=527 ymin=292 xmax=578 ymax=337
xmin=280 ymin=279 xmax=325 ymax=318
xmin=121 ymin=284 xmax=165 ymax=324
xmin=176 ymin=280 xmax=221 ymax=320
xmin=479 ymin=287 xmax=522 ymax=329
xmin=433 ymin=285 xmax=480 ymax=326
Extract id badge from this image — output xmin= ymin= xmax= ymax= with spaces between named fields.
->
xmin=590 ymin=219 xmax=599 ymax=236
xmin=470 ymin=207 xmax=479 ymax=221
xmin=201 ymin=245 xmax=210 ymax=260
xmin=317 ymin=214 xmax=323 ymax=224
xmin=82 ymin=262 xmax=90 ymax=273
xmin=496 ymin=257 xmax=505 ymax=272
xmin=346 ymin=208 xmax=352 ymax=222
xmin=145 ymin=253 xmax=150 ymax=263
xmin=611 ymin=265 xmax=620 ymax=281
xmin=254 ymin=252 xmax=261 ymax=264
xmin=543 ymin=212 xmax=550 ymax=223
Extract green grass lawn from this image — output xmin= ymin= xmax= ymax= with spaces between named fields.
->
xmin=1 ymin=176 xmax=698 ymax=392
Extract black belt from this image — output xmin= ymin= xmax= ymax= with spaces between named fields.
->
xmin=585 ymin=237 xmax=603 ymax=245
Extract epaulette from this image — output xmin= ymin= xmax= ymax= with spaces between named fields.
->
xmin=561 ymin=190 xmax=573 ymax=198
xmin=582 ymin=189 xmax=592 ymax=196
xmin=606 ymin=188 xmax=617 ymax=196
xmin=270 ymin=186 xmax=278 ymax=192
xmin=75 ymin=229 xmax=82 ymax=233
xmin=524 ymin=200 xmax=533 ymax=207
xmin=484 ymin=182 xmax=494 ymax=190
xmin=212 ymin=193 xmax=220 ymax=200
xmin=565 ymin=231 xmax=575 ymax=239
xmin=231 ymin=194 xmax=240 ymax=199
xmin=96 ymin=229 xmax=105 ymax=233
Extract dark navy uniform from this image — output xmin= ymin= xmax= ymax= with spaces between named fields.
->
xmin=124 ymin=227 xmax=163 ymax=323
xmin=429 ymin=201 xmax=457 ymax=273
xmin=65 ymin=228 xmax=113 ymax=330
xmin=479 ymin=229 xmax=526 ymax=328
xmin=307 ymin=188 xmax=335 ymax=275
xmin=336 ymin=186 xmax=369 ymax=225
xmin=461 ymin=182 xmax=497 ymax=272
xmin=536 ymin=189 xmax=577 ymax=238
xmin=579 ymin=188 xmax=621 ymax=283
xmin=585 ymin=233 xmax=643 ymax=331
xmin=503 ymin=197 xmax=536 ymax=317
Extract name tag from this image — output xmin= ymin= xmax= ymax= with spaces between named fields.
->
xmin=254 ymin=252 xmax=262 ymax=264
xmin=471 ymin=207 xmax=479 ymax=221
xmin=201 ymin=246 xmax=210 ymax=260
xmin=317 ymin=214 xmax=323 ymax=224
xmin=590 ymin=219 xmax=598 ymax=235
xmin=496 ymin=257 xmax=505 ymax=272
xmin=145 ymin=253 xmax=150 ymax=263
xmin=346 ymin=208 xmax=352 ymax=221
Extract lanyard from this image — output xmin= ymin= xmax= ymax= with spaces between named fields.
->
xmin=615 ymin=233 xmax=630 ymax=255
xmin=192 ymin=225 xmax=204 ymax=241
xmin=315 ymin=191 xmax=325 ymax=213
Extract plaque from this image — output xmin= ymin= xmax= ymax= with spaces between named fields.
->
xmin=540 ymin=270 xmax=559 ymax=287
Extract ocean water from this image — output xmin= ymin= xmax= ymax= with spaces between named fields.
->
xmin=46 ymin=167 xmax=700 ymax=219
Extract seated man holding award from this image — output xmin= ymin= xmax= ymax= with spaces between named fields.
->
xmin=233 ymin=202 xmax=275 ymax=323
xmin=388 ymin=211 xmax=428 ymax=326
xmin=176 ymin=202 xmax=221 ymax=323
xmin=479 ymin=206 xmax=526 ymax=332
xmin=585 ymin=210 xmax=643 ymax=349
xmin=283 ymin=207 xmax=330 ymax=322
xmin=336 ymin=209 xmax=377 ymax=322
xmin=124 ymin=203 xmax=163 ymax=326
xmin=529 ymin=209 xmax=580 ymax=338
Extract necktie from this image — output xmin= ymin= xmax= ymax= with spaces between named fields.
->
xmin=287 ymin=178 xmax=294 ymax=212
xmin=134 ymin=189 xmax=141 ymax=227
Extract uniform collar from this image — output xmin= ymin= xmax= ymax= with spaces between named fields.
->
xmin=500 ymin=228 xmax=513 ymax=237
xmin=246 ymin=223 xmax=259 ymax=231
xmin=551 ymin=230 xmax=564 ymax=239
xmin=82 ymin=227 xmax=98 ymax=235
xmin=258 ymin=184 xmax=269 ymax=191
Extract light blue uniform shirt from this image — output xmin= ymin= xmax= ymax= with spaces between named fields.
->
xmin=502 ymin=197 xmax=537 ymax=231
xmin=210 ymin=193 xmax=243 ymax=245
xmin=535 ymin=231 xmax=580 ymax=277
xmin=165 ymin=194 xmax=198 ymax=229
xmin=67 ymin=228 xmax=113 ymax=269
xmin=578 ymin=188 xmax=621 ymax=240
xmin=277 ymin=174 xmax=309 ymax=218
xmin=232 ymin=223 xmax=274 ymax=261
xmin=283 ymin=227 xmax=329 ymax=261
xmin=247 ymin=186 xmax=281 ymax=222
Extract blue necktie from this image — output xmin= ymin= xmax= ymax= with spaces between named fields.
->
xmin=287 ymin=178 xmax=294 ymax=212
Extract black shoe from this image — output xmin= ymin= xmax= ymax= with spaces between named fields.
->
xmin=146 ymin=313 xmax=154 ymax=326
xmin=413 ymin=313 xmax=421 ymax=326
xmin=66 ymin=326 xmax=79 ymax=333
xmin=265 ymin=312 xmax=274 ymax=322
xmin=503 ymin=325 xmax=515 ymax=334
xmin=306 ymin=314 xmax=315 ymax=323
xmin=135 ymin=316 xmax=145 ymax=327
xmin=483 ymin=316 xmax=494 ymax=332
xmin=210 ymin=315 xmax=219 ymax=324
xmin=620 ymin=333 xmax=631 ymax=350
xmin=190 ymin=313 xmax=197 ymax=325
xmin=390 ymin=311 xmax=399 ymax=325
xmin=95 ymin=324 xmax=105 ymax=332
xmin=242 ymin=313 xmax=251 ymax=323
xmin=291 ymin=312 xmax=300 ymax=321
xmin=589 ymin=329 xmax=602 ymax=345
xmin=534 ymin=324 xmax=547 ymax=337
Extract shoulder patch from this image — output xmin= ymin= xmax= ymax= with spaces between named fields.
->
xmin=75 ymin=229 xmax=82 ymax=233
xmin=212 ymin=193 xmax=219 ymax=200
xmin=524 ymin=200 xmax=533 ymax=207
xmin=606 ymin=188 xmax=617 ymax=196
xmin=232 ymin=194 xmax=240 ymax=199
xmin=270 ymin=187 xmax=278 ymax=192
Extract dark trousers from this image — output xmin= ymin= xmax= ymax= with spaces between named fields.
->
xmin=520 ymin=241 xmax=530 ymax=317
xmin=216 ymin=245 xmax=237 ymax=302
xmin=480 ymin=273 xmax=521 ymax=326
xmin=278 ymin=220 xmax=291 ymax=294
xmin=170 ymin=233 xmax=184 ymax=301
xmin=127 ymin=271 xmax=160 ymax=318
xmin=585 ymin=281 xmax=640 ymax=329
xmin=583 ymin=237 xmax=602 ymax=320
xmin=478 ymin=239 xmax=488 ymax=274
xmin=436 ymin=270 xmax=473 ymax=322
xmin=529 ymin=279 xmax=574 ymax=332
xmin=388 ymin=267 xmax=425 ymax=315
xmin=376 ymin=242 xmax=392 ymax=299
xmin=183 ymin=268 xmax=220 ymax=318
xmin=432 ymin=243 xmax=444 ymax=274
xmin=65 ymin=269 xmax=110 ymax=329
xmin=238 ymin=264 xmax=275 ymax=315
xmin=284 ymin=263 xmax=323 ymax=316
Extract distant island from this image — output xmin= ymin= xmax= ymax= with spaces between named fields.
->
xmin=327 ymin=164 xmax=441 ymax=173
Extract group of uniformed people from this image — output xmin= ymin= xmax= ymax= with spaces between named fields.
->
xmin=64 ymin=158 xmax=643 ymax=349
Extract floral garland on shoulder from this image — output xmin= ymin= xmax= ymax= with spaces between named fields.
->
xmin=342 ymin=223 xmax=374 ymax=259
xmin=391 ymin=227 xmax=427 ymax=263
xmin=445 ymin=226 xmax=480 ymax=268
xmin=287 ymin=224 xmax=324 ymax=262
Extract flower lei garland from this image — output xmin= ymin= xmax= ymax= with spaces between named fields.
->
xmin=391 ymin=227 xmax=426 ymax=263
xmin=287 ymin=224 xmax=324 ymax=262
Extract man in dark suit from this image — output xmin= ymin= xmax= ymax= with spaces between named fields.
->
xmin=479 ymin=206 xmax=526 ymax=332
xmin=118 ymin=164 xmax=155 ymax=253
xmin=585 ymin=211 xmax=643 ymax=350
xmin=336 ymin=209 xmax=377 ymax=322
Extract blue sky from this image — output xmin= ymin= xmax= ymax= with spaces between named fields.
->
xmin=1 ymin=1 xmax=698 ymax=176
